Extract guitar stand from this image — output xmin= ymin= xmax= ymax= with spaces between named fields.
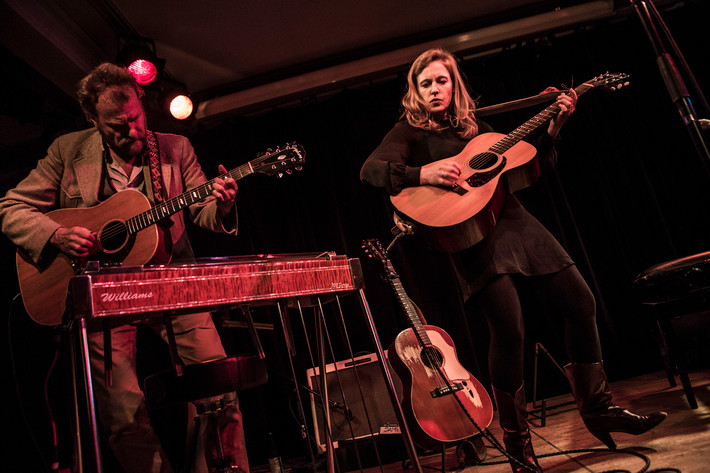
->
xmin=455 ymin=436 xmax=487 ymax=468
xmin=402 ymin=436 xmax=486 ymax=473
xmin=529 ymin=343 xmax=574 ymax=427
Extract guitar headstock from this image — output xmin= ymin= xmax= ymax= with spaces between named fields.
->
xmin=583 ymin=72 xmax=631 ymax=92
xmin=362 ymin=238 xmax=397 ymax=278
xmin=363 ymin=238 xmax=387 ymax=262
xmin=252 ymin=142 xmax=306 ymax=177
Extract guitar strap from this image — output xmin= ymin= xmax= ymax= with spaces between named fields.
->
xmin=144 ymin=130 xmax=174 ymax=235
xmin=144 ymin=130 xmax=164 ymax=204
xmin=143 ymin=130 xmax=174 ymax=256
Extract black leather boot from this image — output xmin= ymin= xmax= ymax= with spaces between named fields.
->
xmin=493 ymin=385 xmax=543 ymax=473
xmin=565 ymin=362 xmax=667 ymax=450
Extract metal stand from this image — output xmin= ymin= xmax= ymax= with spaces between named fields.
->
xmin=69 ymin=318 xmax=104 ymax=473
xmin=631 ymin=0 xmax=710 ymax=168
xmin=68 ymin=255 xmax=423 ymax=473
xmin=529 ymin=343 xmax=574 ymax=426
xmin=273 ymin=291 xmax=423 ymax=473
xmin=358 ymin=289 xmax=424 ymax=473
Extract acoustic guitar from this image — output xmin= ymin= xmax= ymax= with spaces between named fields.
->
xmin=16 ymin=143 xmax=305 ymax=326
xmin=390 ymin=72 xmax=630 ymax=252
xmin=362 ymin=238 xmax=493 ymax=449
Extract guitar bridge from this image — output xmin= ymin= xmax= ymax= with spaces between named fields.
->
xmin=430 ymin=382 xmax=464 ymax=398
xmin=451 ymin=184 xmax=467 ymax=196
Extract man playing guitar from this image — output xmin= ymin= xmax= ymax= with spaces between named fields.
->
xmin=0 ymin=62 xmax=247 ymax=473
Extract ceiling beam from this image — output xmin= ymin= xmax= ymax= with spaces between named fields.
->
xmin=1 ymin=0 xmax=114 ymax=96
xmin=195 ymin=1 xmax=615 ymax=122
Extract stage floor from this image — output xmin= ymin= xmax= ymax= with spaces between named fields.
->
xmin=280 ymin=369 xmax=710 ymax=473
xmin=413 ymin=370 xmax=710 ymax=473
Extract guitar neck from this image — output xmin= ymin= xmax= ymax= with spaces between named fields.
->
xmin=126 ymin=162 xmax=253 ymax=234
xmin=489 ymin=82 xmax=594 ymax=154
xmin=388 ymin=272 xmax=433 ymax=346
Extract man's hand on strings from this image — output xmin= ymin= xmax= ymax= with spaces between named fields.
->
xmin=50 ymin=226 xmax=96 ymax=257
xmin=212 ymin=164 xmax=238 ymax=218
xmin=544 ymin=87 xmax=578 ymax=138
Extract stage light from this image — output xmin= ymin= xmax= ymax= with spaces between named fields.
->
xmin=169 ymin=94 xmax=194 ymax=120
xmin=127 ymin=59 xmax=158 ymax=85
xmin=117 ymin=36 xmax=164 ymax=86
xmin=162 ymin=80 xmax=195 ymax=120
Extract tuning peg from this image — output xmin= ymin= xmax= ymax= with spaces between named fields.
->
xmin=277 ymin=172 xmax=284 ymax=178
xmin=295 ymin=166 xmax=303 ymax=171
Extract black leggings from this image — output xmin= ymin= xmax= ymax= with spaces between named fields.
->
xmin=473 ymin=265 xmax=601 ymax=393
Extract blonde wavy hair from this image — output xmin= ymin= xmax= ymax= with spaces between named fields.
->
xmin=401 ymin=49 xmax=478 ymax=139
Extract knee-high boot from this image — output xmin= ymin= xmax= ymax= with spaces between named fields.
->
xmin=564 ymin=362 xmax=667 ymax=450
xmin=493 ymin=385 xmax=543 ymax=473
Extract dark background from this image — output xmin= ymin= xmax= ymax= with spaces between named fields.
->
xmin=2 ymin=1 xmax=710 ymax=471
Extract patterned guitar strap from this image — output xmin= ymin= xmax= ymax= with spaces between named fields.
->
xmin=144 ymin=130 xmax=164 ymax=204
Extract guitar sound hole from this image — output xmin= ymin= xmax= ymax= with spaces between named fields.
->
xmin=100 ymin=220 xmax=129 ymax=253
xmin=421 ymin=346 xmax=443 ymax=370
xmin=468 ymin=152 xmax=498 ymax=170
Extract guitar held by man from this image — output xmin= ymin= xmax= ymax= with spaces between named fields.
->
xmin=15 ymin=143 xmax=305 ymax=326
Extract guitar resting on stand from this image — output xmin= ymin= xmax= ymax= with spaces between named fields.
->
xmin=362 ymin=236 xmax=494 ymax=467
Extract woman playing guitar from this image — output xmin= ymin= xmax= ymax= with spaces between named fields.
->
xmin=360 ymin=48 xmax=666 ymax=472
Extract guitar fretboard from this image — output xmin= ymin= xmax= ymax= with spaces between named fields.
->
xmin=388 ymin=265 xmax=433 ymax=347
xmin=490 ymin=82 xmax=594 ymax=155
xmin=126 ymin=162 xmax=254 ymax=234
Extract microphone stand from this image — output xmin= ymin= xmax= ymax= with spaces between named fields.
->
xmin=630 ymin=0 xmax=710 ymax=170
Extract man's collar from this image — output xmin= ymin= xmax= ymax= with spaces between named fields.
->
xmin=100 ymin=137 xmax=146 ymax=166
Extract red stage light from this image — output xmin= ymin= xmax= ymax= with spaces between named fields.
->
xmin=127 ymin=59 xmax=158 ymax=86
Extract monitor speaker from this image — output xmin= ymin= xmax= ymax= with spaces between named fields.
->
xmin=306 ymin=353 xmax=403 ymax=451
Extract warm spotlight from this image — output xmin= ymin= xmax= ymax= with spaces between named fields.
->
xmin=162 ymin=80 xmax=195 ymax=121
xmin=169 ymin=94 xmax=194 ymax=120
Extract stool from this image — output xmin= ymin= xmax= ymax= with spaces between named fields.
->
xmin=634 ymin=250 xmax=710 ymax=409
xmin=144 ymin=355 xmax=268 ymax=472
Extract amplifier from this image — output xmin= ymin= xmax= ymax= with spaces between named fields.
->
xmin=306 ymin=353 xmax=403 ymax=451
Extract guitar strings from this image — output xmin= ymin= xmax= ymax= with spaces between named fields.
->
xmin=464 ymin=80 xmax=599 ymax=174
xmin=462 ymin=104 xmax=561 ymax=177
xmin=92 ymin=161 xmax=257 ymax=243
xmin=383 ymin=241 xmax=447 ymax=379
xmin=98 ymin=144 xmax=304 ymax=243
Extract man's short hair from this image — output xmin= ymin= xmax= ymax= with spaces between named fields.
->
xmin=76 ymin=63 xmax=142 ymax=120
